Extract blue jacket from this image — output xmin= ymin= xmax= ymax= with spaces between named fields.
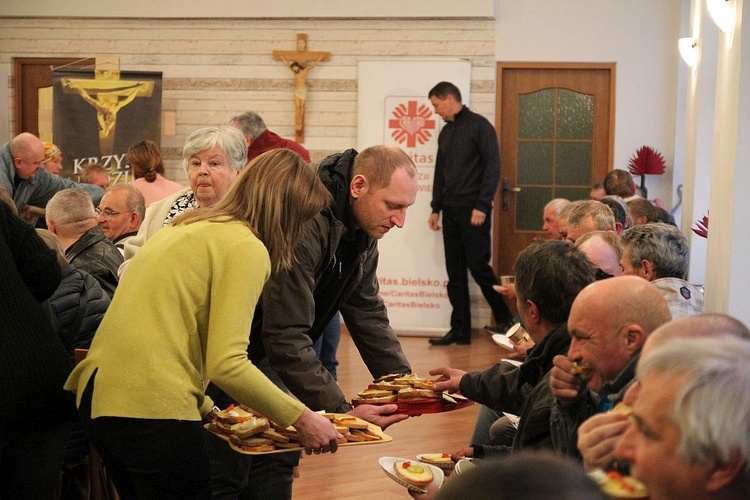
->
xmin=0 ymin=140 xmax=104 ymax=212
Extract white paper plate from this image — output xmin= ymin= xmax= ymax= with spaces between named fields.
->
xmin=379 ymin=456 xmax=444 ymax=493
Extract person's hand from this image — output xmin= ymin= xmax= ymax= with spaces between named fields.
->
xmin=408 ymin=480 xmax=440 ymax=500
xmin=451 ymin=446 xmax=474 ymax=462
xmin=652 ymin=198 xmax=665 ymax=208
xmin=577 ymin=411 xmax=630 ymax=471
xmin=549 ymin=355 xmax=585 ymax=406
xmin=507 ymin=341 xmax=533 ymax=361
xmin=292 ymin=408 xmax=342 ymax=455
xmin=470 ymin=209 xmax=486 ymax=226
xmin=495 ymin=282 xmax=517 ymax=300
xmin=428 ymin=212 xmax=441 ymax=231
xmin=348 ymin=404 xmax=409 ymax=430
xmin=429 ymin=367 xmax=466 ymax=393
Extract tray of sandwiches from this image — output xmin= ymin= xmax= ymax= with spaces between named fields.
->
xmin=351 ymin=373 xmax=473 ymax=416
xmin=205 ymin=404 xmax=391 ymax=455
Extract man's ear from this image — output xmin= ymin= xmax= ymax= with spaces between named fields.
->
xmin=46 ymin=220 xmax=57 ymax=234
xmin=525 ymin=300 xmax=541 ymax=326
xmin=350 ymin=174 xmax=367 ymax=200
xmin=129 ymin=213 xmax=141 ymax=231
xmin=641 ymin=260 xmax=655 ymax=280
xmin=706 ymin=448 xmax=743 ymax=493
xmin=624 ymin=324 xmax=645 ymax=352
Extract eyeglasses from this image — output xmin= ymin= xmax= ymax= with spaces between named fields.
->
xmin=95 ymin=207 xmax=124 ymax=220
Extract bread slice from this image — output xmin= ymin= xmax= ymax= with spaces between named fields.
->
xmin=357 ymin=389 xmax=394 ymax=398
xmin=373 ymin=373 xmax=401 ymax=383
xmin=353 ymin=394 xmax=397 ymax=404
xmin=215 ymin=405 xmax=254 ymax=424
xmin=333 ymin=416 xmax=369 ymax=430
xmin=261 ymin=429 xmax=291 ymax=444
xmin=394 ymin=460 xmax=434 ymax=487
xmin=419 ymin=453 xmax=452 ymax=465
xmin=230 ymin=416 xmax=270 ymax=439
xmin=368 ymin=382 xmax=403 ymax=391
xmin=397 ymin=387 xmax=439 ymax=401
xmin=573 ymin=361 xmax=594 ymax=380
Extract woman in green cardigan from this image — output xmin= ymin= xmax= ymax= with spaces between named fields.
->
xmin=65 ymin=143 xmax=337 ymax=499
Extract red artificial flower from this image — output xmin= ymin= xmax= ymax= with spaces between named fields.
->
xmin=692 ymin=212 xmax=708 ymax=239
xmin=628 ymin=146 xmax=666 ymax=176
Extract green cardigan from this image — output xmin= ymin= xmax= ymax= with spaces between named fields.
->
xmin=65 ymin=219 xmax=304 ymax=427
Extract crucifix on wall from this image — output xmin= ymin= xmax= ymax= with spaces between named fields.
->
xmin=273 ymin=34 xmax=330 ymax=143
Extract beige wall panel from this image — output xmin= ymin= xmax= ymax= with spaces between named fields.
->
xmin=1 ymin=17 xmax=495 ymax=158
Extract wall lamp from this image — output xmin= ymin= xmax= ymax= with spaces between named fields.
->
xmin=707 ymin=0 xmax=735 ymax=34
xmin=679 ymin=37 xmax=699 ymax=67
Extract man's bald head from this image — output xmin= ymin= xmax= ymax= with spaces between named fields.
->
xmin=644 ymin=314 xmax=750 ymax=356
xmin=9 ymin=132 xmax=43 ymax=156
xmin=573 ymin=276 xmax=671 ymax=336
xmin=567 ymin=276 xmax=672 ymax=391
xmin=10 ymin=133 xmax=45 ymax=180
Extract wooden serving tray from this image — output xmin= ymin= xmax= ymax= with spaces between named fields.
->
xmin=204 ymin=414 xmax=392 ymax=455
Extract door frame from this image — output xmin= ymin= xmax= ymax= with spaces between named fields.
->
xmin=13 ymin=57 xmax=95 ymax=135
xmin=492 ymin=61 xmax=616 ymax=275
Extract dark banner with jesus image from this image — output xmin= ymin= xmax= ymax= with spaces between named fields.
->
xmin=52 ymin=69 xmax=162 ymax=185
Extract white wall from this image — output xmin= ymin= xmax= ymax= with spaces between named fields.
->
xmin=706 ymin=0 xmax=750 ymax=324
xmin=0 ymin=0 xmax=493 ymax=19
xmin=495 ymin=0 xmax=681 ymax=206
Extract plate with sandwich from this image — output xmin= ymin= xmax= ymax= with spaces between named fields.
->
xmin=379 ymin=456 xmax=444 ymax=493
xmin=206 ymin=405 xmax=391 ymax=455
xmin=588 ymin=469 xmax=649 ymax=499
xmin=416 ymin=453 xmax=455 ymax=470
xmin=351 ymin=373 xmax=473 ymax=416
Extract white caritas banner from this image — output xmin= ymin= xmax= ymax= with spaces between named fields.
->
xmin=358 ymin=59 xmax=471 ymax=336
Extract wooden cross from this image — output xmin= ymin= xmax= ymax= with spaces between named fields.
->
xmin=273 ymin=34 xmax=331 ymax=143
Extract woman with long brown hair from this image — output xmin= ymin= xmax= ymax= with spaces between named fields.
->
xmin=65 ymin=148 xmax=338 ymax=499
xmin=127 ymin=139 xmax=184 ymax=207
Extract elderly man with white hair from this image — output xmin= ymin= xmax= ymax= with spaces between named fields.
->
xmin=616 ymin=335 xmax=750 ymax=500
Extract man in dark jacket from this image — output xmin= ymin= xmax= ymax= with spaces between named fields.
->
xmin=549 ymin=276 xmax=671 ymax=460
xmin=0 ymin=199 xmax=72 ymax=499
xmin=208 ymin=145 xmax=419 ymax=499
xmin=427 ymin=81 xmax=514 ymax=345
xmin=45 ymin=188 xmax=123 ymax=299
xmin=430 ymin=240 xmax=596 ymax=459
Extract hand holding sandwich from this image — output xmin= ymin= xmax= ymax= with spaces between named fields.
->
xmin=577 ymin=411 xmax=630 ymax=471
xmin=428 ymin=367 xmax=466 ymax=393
xmin=292 ymin=408 xmax=342 ymax=455
xmin=549 ymin=355 xmax=591 ymax=405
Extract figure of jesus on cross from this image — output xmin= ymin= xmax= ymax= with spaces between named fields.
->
xmin=273 ymin=34 xmax=330 ymax=143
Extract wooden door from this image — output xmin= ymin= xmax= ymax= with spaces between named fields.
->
xmin=13 ymin=57 xmax=95 ymax=137
xmin=493 ymin=63 xmax=615 ymax=275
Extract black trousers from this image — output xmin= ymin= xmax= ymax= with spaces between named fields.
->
xmin=441 ymin=206 xmax=512 ymax=337
xmin=78 ymin=374 xmax=212 ymax=500
xmin=207 ymin=358 xmax=299 ymax=500
xmin=0 ymin=420 xmax=70 ymax=499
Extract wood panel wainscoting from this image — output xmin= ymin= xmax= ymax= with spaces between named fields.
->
xmin=291 ymin=328 xmax=510 ymax=499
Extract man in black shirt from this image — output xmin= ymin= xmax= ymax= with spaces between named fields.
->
xmin=427 ymin=81 xmax=513 ymax=345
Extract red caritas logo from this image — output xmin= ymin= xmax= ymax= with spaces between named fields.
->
xmin=388 ymin=101 xmax=436 ymax=148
